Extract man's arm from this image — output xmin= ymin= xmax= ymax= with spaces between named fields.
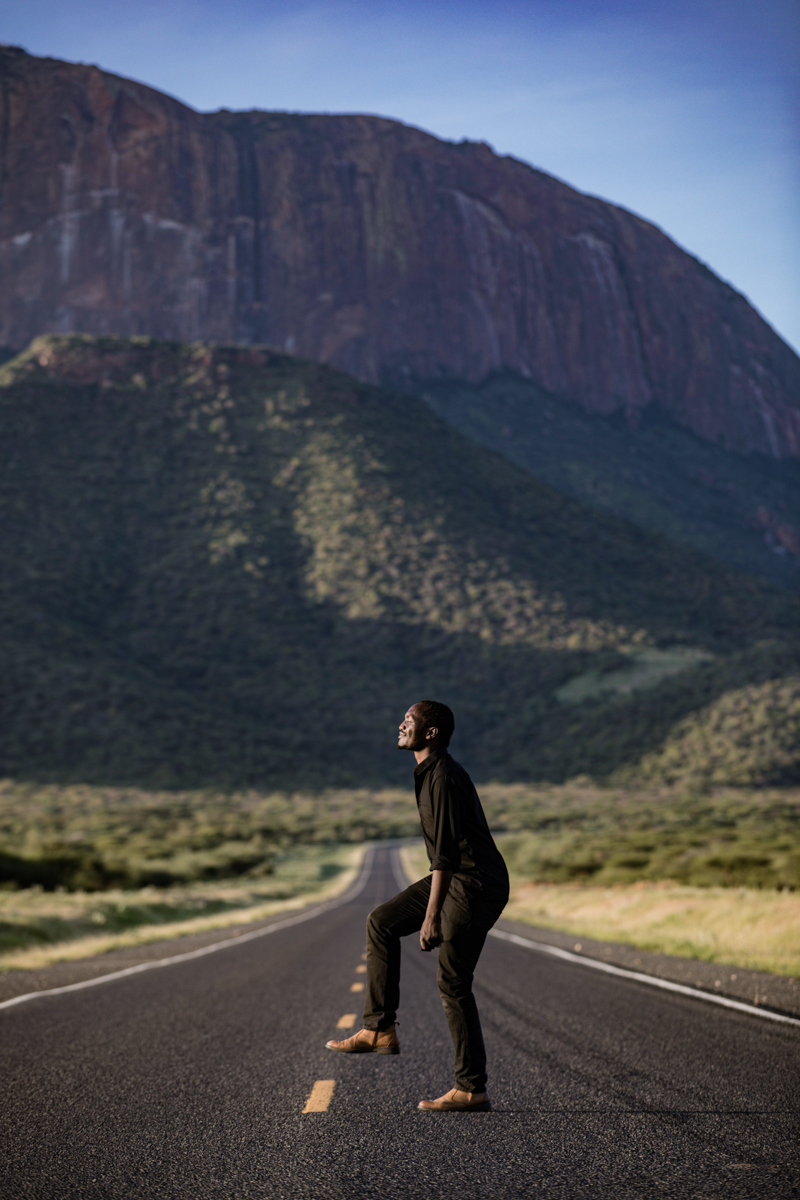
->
xmin=420 ymin=868 xmax=453 ymax=950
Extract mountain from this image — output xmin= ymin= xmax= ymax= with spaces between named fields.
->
xmin=417 ymin=374 xmax=800 ymax=592
xmin=0 ymin=45 xmax=798 ymax=464
xmin=1 ymin=335 xmax=798 ymax=789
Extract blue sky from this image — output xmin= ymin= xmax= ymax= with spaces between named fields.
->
xmin=2 ymin=0 xmax=798 ymax=351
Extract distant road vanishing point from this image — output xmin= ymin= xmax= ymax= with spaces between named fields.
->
xmin=2 ymin=846 xmax=799 ymax=1198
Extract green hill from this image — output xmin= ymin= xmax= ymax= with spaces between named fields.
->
xmin=0 ymin=335 xmax=798 ymax=789
xmin=413 ymin=373 xmax=800 ymax=593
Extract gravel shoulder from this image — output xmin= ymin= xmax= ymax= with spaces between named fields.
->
xmin=497 ymin=915 xmax=800 ymax=1020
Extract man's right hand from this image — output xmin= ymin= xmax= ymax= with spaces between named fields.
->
xmin=420 ymin=912 xmax=443 ymax=951
xmin=420 ymin=868 xmax=452 ymax=950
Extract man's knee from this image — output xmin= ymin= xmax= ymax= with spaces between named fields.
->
xmin=437 ymin=963 xmax=474 ymax=1004
xmin=366 ymin=903 xmax=392 ymax=945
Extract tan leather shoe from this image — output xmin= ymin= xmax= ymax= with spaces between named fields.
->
xmin=325 ymin=1025 xmax=399 ymax=1055
xmin=418 ymin=1088 xmax=491 ymax=1111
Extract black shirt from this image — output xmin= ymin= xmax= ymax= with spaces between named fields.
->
xmin=413 ymin=750 xmax=509 ymax=915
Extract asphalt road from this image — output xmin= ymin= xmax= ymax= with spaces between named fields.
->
xmin=2 ymin=846 xmax=799 ymax=1200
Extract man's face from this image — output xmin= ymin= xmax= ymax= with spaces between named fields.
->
xmin=397 ymin=704 xmax=432 ymax=751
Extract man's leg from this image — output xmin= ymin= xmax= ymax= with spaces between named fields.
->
xmin=363 ymin=876 xmax=430 ymax=1030
xmin=436 ymin=925 xmax=490 ymax=1093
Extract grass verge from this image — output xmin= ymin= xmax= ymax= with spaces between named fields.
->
xmin=400 ymin=842 xmax=800 ymax=978
xmin=4 ymin=779 xmax=798 ymax=976
xmin=0 ymin=843 xmax=363 ymax=972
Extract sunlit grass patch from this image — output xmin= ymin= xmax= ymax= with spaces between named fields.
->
xmin=503 ymin=881 xmax=800 ymax=978
xmin=555 ymin=646 xmax=712 ymax=704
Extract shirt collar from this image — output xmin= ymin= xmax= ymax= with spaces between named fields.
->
xmin=413 ymin=748 xmax=447 ymax=778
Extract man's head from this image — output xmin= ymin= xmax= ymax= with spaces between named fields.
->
xmin=397 ymin=700 xmax=455 ymax=754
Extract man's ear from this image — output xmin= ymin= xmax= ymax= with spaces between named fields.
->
xmin=426 ymin=725 xmax=439 ymax=742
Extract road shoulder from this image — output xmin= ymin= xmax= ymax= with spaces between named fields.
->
xmin=0 ymin=893 xmax=344 ymax=1004
xmin=496 ymin=916 xmax=800 ymax=1019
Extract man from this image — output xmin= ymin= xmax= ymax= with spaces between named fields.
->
xmin=326 ymin=700 xmax=509 ymax=1112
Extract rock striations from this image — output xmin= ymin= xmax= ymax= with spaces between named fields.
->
xmin=0 ymin=46 xmax=798 ymax=458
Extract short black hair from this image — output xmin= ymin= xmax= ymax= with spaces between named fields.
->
xmin=415 ymin=700 xmax=455 ymax=747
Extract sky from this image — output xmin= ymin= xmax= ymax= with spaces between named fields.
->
xmin=2 ymin=0 xmax=798 ymax=352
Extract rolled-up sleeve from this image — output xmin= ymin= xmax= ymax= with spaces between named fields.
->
xmin=428 ymin=767 xmax=461 ymax=871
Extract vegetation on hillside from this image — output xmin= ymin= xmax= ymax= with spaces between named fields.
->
xmin=416 ymin=372 xmax=800 ymax=591
xmin=0 ymin=335 xmax=798 ymax=788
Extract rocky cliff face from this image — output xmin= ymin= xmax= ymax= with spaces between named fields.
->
xmin=1 ymin=46 xmax=798 ymax=458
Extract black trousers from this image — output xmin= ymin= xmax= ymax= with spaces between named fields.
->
xmin=364 ymin=875 xmax=500 ymax=1093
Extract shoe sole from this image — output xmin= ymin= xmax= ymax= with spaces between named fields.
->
xmin=325 ymin=1043 xmax=400 ymax=1055
xmin=418 ymin=1101 xmax=491 ymax=1112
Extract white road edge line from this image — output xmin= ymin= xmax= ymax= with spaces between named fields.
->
xmin=489 ymin=929 xmax=800 ymax=1029
xmin=0 ymin=845 xmax=376 ymax=1013
xmin=390 ymin=850 xmax=800 ymax=1031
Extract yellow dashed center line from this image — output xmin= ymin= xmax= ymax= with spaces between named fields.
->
xmin=350 ymin=981 xmax=364 ymax=992
xmin=302 ymin=1080 xmax=336 ymax=1113
xmin=355 ymin=964 xmax=366 ymax=974
xmin=336 ymin=1013 xmax=357 ymax=1029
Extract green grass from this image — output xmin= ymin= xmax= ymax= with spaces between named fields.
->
xmin=554 ymin=647 xmax=713 ymax=703
xmin=3 ymin=776 xmax=798 ymax=973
